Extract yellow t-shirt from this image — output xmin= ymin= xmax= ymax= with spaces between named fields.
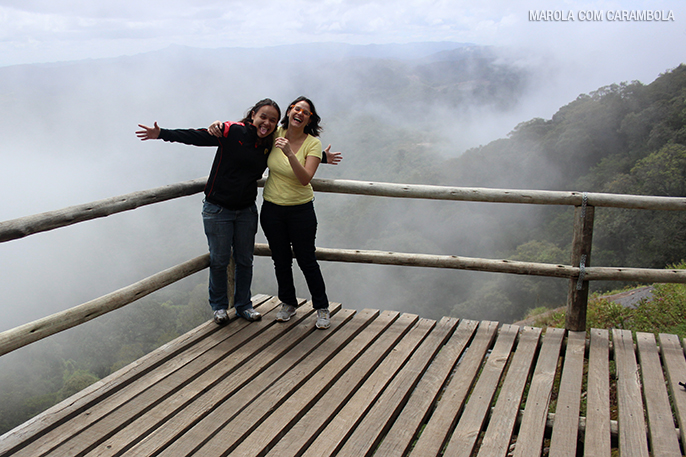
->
xmin=263 ymin=127 xmax=322 ymax=206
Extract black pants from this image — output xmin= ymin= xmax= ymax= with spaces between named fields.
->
xmin=260 ymin=200 xmax=329 ymax=310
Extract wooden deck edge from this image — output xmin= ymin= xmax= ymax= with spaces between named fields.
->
xmin=3 ymin=308 xmax=686 ymax=456
xmin=0 ymin=294 xmax=275 ymax=456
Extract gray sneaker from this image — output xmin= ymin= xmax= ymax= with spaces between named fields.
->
xmin=315 ymin=309 xmax=330 ymax=329
xmin=213 ymin=308 xmax=229 ymax=325
xmin=276 ymin=304 xmax=297 ymax=322
xmin=236 ymin=307 xmax=262 ymax=322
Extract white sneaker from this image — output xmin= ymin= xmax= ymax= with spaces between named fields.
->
xmin=316 ymin=309 xmax=330 ymax=329
xmin=276 ymin=304 xmax=297 ymax=322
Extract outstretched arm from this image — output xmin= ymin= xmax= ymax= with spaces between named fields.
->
xmin=136 ymin=122 xmax=161 ymax=140
xmin=138 ymin=123 xmax=219 ymax=147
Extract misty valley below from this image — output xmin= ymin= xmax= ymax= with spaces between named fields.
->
xmin=1 ymin=43 xmax=685 ymax=434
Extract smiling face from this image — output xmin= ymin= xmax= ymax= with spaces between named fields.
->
xmin=287 ymin=101 xmax=312 ymax=130
xmin=251 ymin=105 xmax=279 ymax=138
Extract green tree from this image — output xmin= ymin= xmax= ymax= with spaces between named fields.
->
xmin=58 ymin=370 xmax=99 ymax=401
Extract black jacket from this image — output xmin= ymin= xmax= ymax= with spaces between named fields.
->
xmin=159 ymin=123 xmax=270 ymax=210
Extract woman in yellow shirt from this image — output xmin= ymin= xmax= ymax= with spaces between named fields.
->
xmin=261 ymin=96 xmax=331 ymax=329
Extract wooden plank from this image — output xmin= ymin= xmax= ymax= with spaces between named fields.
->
xmin=476 ymin=326 xmax=542 ymax=457
xmin=11 ymin=307 xmax=686 ymax=457
xmin=5 ymin=295 xmax=279 ymax=457
xmin=171 ymin=309 xmax=397 ymax=456
xmin=234 ymin=312 xmax=420 ymax=456
xmin=292 ymin=316 xmax=432 ymax=457
xmin=0 ymin=321 xmax=221 ymax=457
xmin=584 ymin=328 xmax=611 ymax=457
xmin=53 ymin=298 xmax=287 ymax=456
xmin=314 ymin=318 xmax=455 ymax=457
xmin=512 ymin=327 xmax=565 ymax=457
xmin=658 ymin=333 xmax=686 ymax=449
xmin=155 ymin=307 xmax=383 ymax=457
xmin=442 ymin=324 xmax=520 ymax=457
xmin=373 ymin=318 xmax=479 ymax=457
xmin=549 ymin=331 xmax=586 ymax=457
xmin=612 ymin=328 xmax=649 ymax=457
xmin=0 ymin=293 xmax=268 ymax=456
xmin=125 ymin=305 xmax=354 ymax=456
xmin=408 ymin=320 xmax=500 ymax=457
xmin=88 ymin=302 xmax=341 ymax=456
xmin=636 ymin=332 xmax=681 ymax=457
xmin=330 ymin=317 xmax=460 ymax=457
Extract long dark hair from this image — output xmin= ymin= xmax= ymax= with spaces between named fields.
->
xmin=241 ymin=98 xmax=281 ymax=145
xmin=281 ymin=96 xmax=322 ymax=137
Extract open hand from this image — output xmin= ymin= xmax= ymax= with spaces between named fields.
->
xmin=324 ymin=144 xmax=342 ymax=165
xmin=136 ymin=122 xmax=160 ymax=140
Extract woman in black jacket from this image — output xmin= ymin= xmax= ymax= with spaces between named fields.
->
xmin=136 ymin=99 xmax=281 ymax=324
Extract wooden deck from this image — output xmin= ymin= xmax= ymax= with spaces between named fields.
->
xmin=2 ymin=294 xmax=686 ymax=456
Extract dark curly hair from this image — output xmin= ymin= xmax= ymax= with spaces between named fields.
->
xmin=240 ymin=98 xmax=281 ymax=145
xmin=280 ymin=96 xmax=322 ymax=137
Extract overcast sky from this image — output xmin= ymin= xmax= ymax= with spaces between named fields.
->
xmin=0 ymin=0 xmax=684 ymax=332
xmin=1 ymin=0 xmax=684 ymax=87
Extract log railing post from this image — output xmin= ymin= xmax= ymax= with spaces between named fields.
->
xmin=566 ymin=197 xmax=595 ymax=331
xmin=227 ymin=256 xmax=236 ymax=308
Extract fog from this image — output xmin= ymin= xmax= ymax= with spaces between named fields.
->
xmin=0 ymin=40 xmax=683 ymax=336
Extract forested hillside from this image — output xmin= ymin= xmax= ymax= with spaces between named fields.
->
xmin=452 ymin=64 xmax=686 ymax=319
xmin=447 ymin=64 xmax=686 ymax=286
xmin=1 ymin=55 xmax=684 ymax=436
xmin=312 ymin=64 xmax=686 ymax=325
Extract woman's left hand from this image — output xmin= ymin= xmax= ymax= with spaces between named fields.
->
xmin=324 ymin=144 xmax=342 ymax=165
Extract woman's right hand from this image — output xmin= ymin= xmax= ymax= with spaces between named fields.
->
xmin=274 ymin=137 xmax=295 ymax=157
xmin=208 ymin=121 xmax=224 ymax=137
xmin=136 ymin=122 xmax=160 ymax=140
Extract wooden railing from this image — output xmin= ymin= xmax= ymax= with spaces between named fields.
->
xmin=2 ymin=177 xmax=686 ymax=356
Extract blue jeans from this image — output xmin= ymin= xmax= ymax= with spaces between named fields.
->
xmin=260 ymin=200 xmax=329 ymax=310
xmin=202 ymin=200 xmax=257 ymax=313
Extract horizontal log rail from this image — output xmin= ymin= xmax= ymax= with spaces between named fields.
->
xmin=0 ymin=177 xmax=207 ymax=243
xmin=3 ymin=244 xmax=686 ymax=357
xmin=309 ymin=178 xmax=686 ymax=210
xmin=3 ymin=177 xmax=686 ymax=244
xmin=256 ymin=244 xmax=686 ymax=283
xmin=3 ymin=176 xmax=686 ymax=351
xmin=0 ymin=255 xmax=209 ymax=357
